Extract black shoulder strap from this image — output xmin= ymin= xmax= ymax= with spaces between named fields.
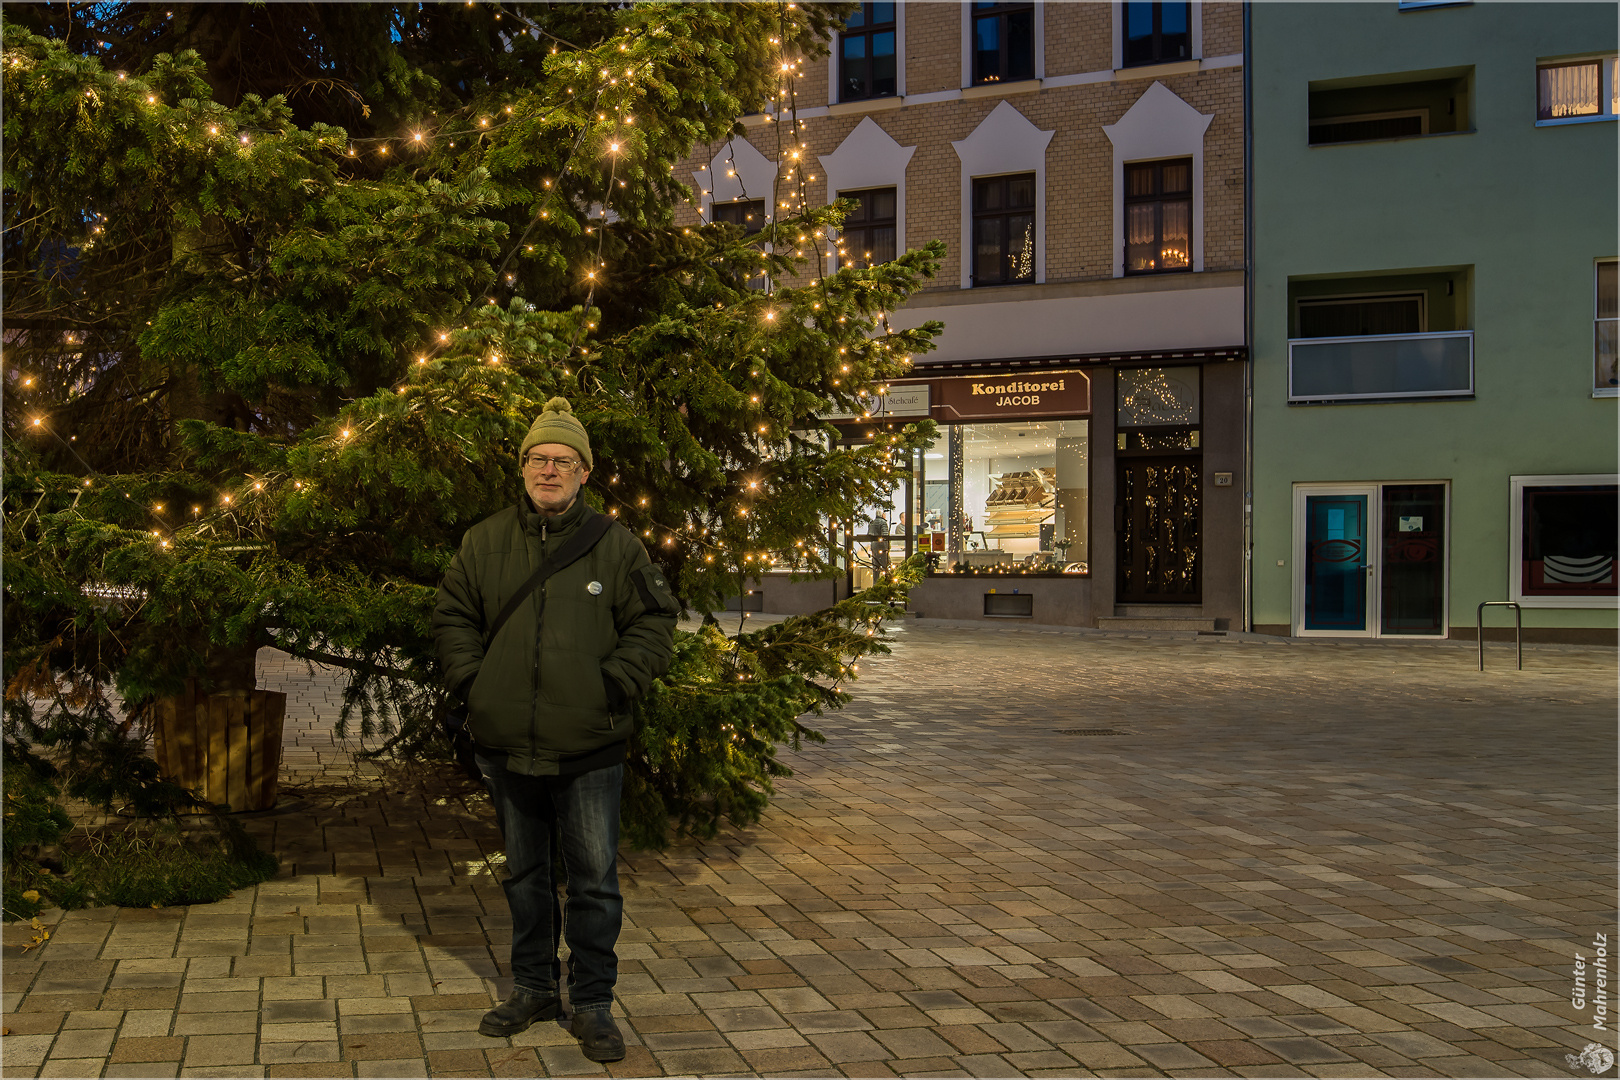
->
xmin=484 ymin=512 xmax=615 ymax=649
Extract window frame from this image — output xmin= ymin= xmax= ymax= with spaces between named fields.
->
xmin=1308 ymin=108 xmax=1430 ymax=145
xmin=1508 ymin=474 xmax=1620 ymax=608
xmin=1296 ymin=292 xmax=1428 ymax=339
xmin=970 ymin=172 xmax=1038 ymax=287
xmin=1121 ymin=2 xmax=1193 ymax=69
xmin=1122 ymin=157 xmax=1193 ymax=276
xmin=710 ymin=198 xmax=769 ymax=290
xmin=710 ymin=198 xmax=767 ymax=235
xmin=1596 ymin=259 xmax=1618 ymax=397
xmin=839 ymin=3 xmax=898 ymax=103
xmin=1536 ymin=55 xmax=1619 ymax=126
xmin=971 ymin=1 xmax=1037 ymax=86
xmin=836 ymin=187 xmax=898 ymax=270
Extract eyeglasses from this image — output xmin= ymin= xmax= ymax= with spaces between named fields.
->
xmin=523 ymin=454 xmax=583 ymax=474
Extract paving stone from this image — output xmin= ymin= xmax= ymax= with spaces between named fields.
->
xmin=171 ymin=1012 xmax=260 ymax=1036
xmin=39 ymin=1058 xmax=110 ymax=1078
xmin=183 ymin=1033 xmax=258 ymax=1068
xmin=340 ymin=1031 xmax=424 ymax=1060
xmin=354 ymin=1059 xmax=427 ymax=1077
xmin=45 ymin=1029 xmax=115 ymax=1062
xmin=2 ymin=1034 xmax=57 ymax=1068
xmin=3 ymin=1011 xmax=67 ymax=1035
xmin=739 ymin=1043 xmax=834 ymax=1072
xmin=809 ymin=1028 xmax=891 ymax=1063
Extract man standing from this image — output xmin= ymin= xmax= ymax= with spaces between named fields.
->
xmin=432 ymin=397 xmax=678 ymax=1061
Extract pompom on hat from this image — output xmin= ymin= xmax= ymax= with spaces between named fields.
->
xmin=519 ymin=397 xmax=593 ymax=470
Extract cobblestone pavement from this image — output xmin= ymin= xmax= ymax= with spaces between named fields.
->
xmin=4 ymin=622 xmax=1615 ymax=1079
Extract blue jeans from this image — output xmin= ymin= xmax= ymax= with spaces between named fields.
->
xmin=475 ymin=752 xmax=623 ymax=1013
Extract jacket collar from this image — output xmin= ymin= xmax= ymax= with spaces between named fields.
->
xmin=519 ymin=490 xmax=588 ymax=538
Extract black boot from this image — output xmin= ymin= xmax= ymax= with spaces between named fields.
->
xmin=570 ymin=1009 xmax=626 ymax=1062
xmin=479 ymin=990 xmax=562 ymax=1037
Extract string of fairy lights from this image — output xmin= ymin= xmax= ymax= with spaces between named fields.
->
xmin=674 ymin=3 xmax=919 ymax=595
xmin=11 ymin=2 xmax=921 ymax=653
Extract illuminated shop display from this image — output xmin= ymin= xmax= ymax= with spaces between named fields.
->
xmin=845 ymin=370 xmax=1092 ymax=582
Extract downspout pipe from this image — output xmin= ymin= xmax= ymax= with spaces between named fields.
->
xmin=1242 ymin=0 xmax=1255 ymax=633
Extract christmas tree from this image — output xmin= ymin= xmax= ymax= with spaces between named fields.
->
xmin=3 ymin=2 xmax=943 ymax=910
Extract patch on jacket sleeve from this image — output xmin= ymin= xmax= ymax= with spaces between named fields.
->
xmin=632 ymin=564 xmax=681 ymax=615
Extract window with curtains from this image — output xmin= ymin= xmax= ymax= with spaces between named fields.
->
xmin=972 ymin=174 xmax=1036 ymax=286
xmin=840 ymin=3 xmax=897 ymax=102
xmin=711 ymin=199 xmax=765 ymax=234
xmin=838 ymin=188 xmax=897 ymax=269
xmin=1597 ymin=261 xmax=1618 ymax=394
xmin=1537 ymin=56 xmax=1620 ymax=122
xmin=1124 ymin=159 xmax=1191 ymax=274
xmin=1122 ymin=2 xmax=1192 ymax=68
xmin=1297 ymin=294 xmax=1425 ymax=338
xmin=712 ymin=199 xmax=768 ymax=289
xmin=972 ymin=2 xmax=1036 ymax=85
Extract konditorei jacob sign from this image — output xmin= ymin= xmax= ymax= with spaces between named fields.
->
xmin=932 ymin=370 xmax=1091 ymax=421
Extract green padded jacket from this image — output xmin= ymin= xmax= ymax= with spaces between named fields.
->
xmin=431 ymin=494 xmax=679 ymax=775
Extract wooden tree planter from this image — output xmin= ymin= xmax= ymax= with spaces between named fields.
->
xmin=153 ymin=683 xmax=288 ymax=812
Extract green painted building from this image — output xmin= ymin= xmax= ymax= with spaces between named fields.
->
xmin=1250 ymin=1 xmax=1617 ymax=642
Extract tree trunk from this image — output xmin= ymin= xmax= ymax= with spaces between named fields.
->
xmin=202 ymin=637 xmax=262 ymax=695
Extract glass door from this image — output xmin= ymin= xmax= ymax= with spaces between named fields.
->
xmin=1299 ymin=488 xmax=1373 ymax=634
xmin=1379 ymin=484 xmax=1447 ymax=635
xmin=1294 ymin=483 xmax=1450 ymax=637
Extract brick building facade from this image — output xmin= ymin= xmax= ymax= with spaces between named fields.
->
xmin=682 ymin=2 xmax=1248 ymax=630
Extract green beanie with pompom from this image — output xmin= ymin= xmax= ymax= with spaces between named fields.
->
xmin=519 ymin=397 xmax=593 ymax=470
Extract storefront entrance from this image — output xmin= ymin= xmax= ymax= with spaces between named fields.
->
xmin=1114 ymin=366 xmax=1203 ymax=605
xmin=1116 ymin=456 xmax=1201 ymax=603
xmin=1294 ymin=483 xmax=1449 ymax=637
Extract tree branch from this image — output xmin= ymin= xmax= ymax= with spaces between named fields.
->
xmin=276 ymin=644 xmax=418 ymax=681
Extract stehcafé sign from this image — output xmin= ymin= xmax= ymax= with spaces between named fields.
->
xmin=933 ymin=369 xmax=1091 ymax=421
xmin=822 ymin=384 xmax=931 ymax=422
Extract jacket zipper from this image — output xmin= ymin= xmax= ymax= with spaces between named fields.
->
xmin=529 ymin=519 xmax=545 ymax=766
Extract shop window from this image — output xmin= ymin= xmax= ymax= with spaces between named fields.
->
xmin=1597 ymin=260 xmax=1617 ymax=395
xmin=1510 ymin=476 xmax=1619 ymax=607
xmin=1122 ymin=2 xmax=1191 ymax=68
xmin=1537 ymin=57 xmax=1618 ymax=123
xmin=1309 ymin=68 xmax=1471 ymax=144
xmin=972 ymin=173 xmax=1037 ymax=286
xmin=838 ymin=188 xmax=897 ymax=269
xmin=711 ymin=198 xmax=766 ymax=234
xmin=972 ymin=2 xmax=1036 ymax=86
xmin=949 ymin=420 xmax=1089 ymax=573
xmin=841 ymin=3 xmax=897 ymax=102
xmin=1124 ymin=159 xmax=1191 ymax=274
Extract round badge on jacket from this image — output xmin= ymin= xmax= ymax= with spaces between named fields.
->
xmin=587 ymin=581 xmax=603 ymax=595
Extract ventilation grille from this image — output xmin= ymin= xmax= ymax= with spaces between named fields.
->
xmin=1054 ymin=728 xmax=1133 ymax=737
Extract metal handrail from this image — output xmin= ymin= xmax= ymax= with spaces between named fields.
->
xmin=1477 ymin=601 xmax=1522 ymax=671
